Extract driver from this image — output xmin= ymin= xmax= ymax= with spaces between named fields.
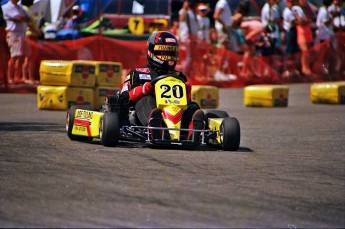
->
xmin=118 ymin=31 xmax=204 ymax=141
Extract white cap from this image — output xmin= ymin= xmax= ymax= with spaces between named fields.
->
xmin=72 ymin=5 xmax=80 ymax=11
xmin=198 ymin=5 xmax=208 ymax=11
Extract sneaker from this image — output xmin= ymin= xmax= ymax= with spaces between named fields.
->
xmin=187 ymin=109 xmax=205 ymax=142
xmin=148 ymin=108 xmax=163 ymax=140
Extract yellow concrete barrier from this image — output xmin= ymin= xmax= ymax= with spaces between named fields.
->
xmin=310 ymin=81 xmax=345 ymax=104
xmin=244 ymin=85 xmax=289 ymax=107
xmin=37 ymin=85 xmax=94 ymax=110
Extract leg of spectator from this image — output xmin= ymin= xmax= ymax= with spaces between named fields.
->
xmin=7 ymin=57 xmax=15 ymax=84
xmin=15 ymin=56 xmax=24 ymax=84
xmin=22 ymin=56 xmax=29 ymax=83
xmin=298 ymin=36 xmax=312 ymax=76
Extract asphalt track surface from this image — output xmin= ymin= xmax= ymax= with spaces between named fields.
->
xmin=0 ymin=83 xmax=344 ymax=228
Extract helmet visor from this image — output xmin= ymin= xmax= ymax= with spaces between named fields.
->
xmin=153 ymin=45 xmax=179 ymax=61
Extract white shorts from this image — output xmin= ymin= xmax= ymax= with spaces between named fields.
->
xmin=6 ymin=32 xmax=26 ymax=58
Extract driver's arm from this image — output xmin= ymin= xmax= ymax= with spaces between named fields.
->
xmin=128 ymin=71 xmax=153 ymax=103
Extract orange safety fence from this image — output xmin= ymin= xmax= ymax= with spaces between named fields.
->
xmin=0 ymin=32 xmax=344 ymax=91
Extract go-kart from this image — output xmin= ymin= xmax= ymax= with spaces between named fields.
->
xmin=66 ymin=75 xmax=241 ymax=151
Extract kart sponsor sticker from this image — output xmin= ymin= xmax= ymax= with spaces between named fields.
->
xmin=165 ymin=38 xmax=177 ymax=43
xmin=157 ymin=55 xmax=178 ymax=61
xmin=76 ymin=110 xmax=93 ymax=120
xmin=154 ymin=45 xmax=178 ymax=51
xmin=165 ymin=99 xmax=180 ymax=105
xmin=139 ymin=74 xmax=151 ymax=80
xmin=136 ymin=68 xmax=150 ymax=73
xmin=74 ymin=119 xmax=92 ymax=136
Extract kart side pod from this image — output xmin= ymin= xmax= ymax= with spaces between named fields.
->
xmin=71 ymin=109 xmax=103 ymax=138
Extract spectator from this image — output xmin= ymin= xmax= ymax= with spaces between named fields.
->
xmin=65 ymin=5 xmax=84 ymax=30
xmin=256 ymin=26 xmax=275 ymax=57
xmin=169 ymin=20 xmax=180 ymax=40
xmin=261 ymin=0 xmax=281 ymax=55
xmin=209 ymin=27 xmax=218 ymax=46
xmin=178 ymin=0 xmax=199 ymax=76
xmin=282 ymin=0 xmax=299 ymax=77
xmin=2 ymin=0 xmax=29 ymax=84
xmin=196 ymin=3 xmax=210 ymax=43
xmin=316 ymin=0 xmax=334 ymax=43
xmin=328 ymin=0 xmax=345 ymax=32
xmin=0 ymin=0 xmax=8 ymax=84
xmin=213 ymin=0 xmax=232 ymax=49
xmin=179 ymin=0 xmax=199 ymax=43
xmin=21 ymin=0 xmax=41 ymax=84
xmin=283 ymin=0 xmax=299 ymax=55
xmin=293 ymin=0 xmax=314 ymax=75
xmin=231 ymin=0 xmax=252 ymax=77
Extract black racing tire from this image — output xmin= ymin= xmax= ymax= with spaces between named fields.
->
xmin=100 ymin=112 xmax=120 ymax=147
xmin=220 ymin=117 xmax=241 ymax=151
xmin=66 ymin=105 xmax=94 ymax=141
xmin=203 ymin=109 xmax=229 ymax=127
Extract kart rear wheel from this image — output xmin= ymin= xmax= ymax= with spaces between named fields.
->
xmin=220 ymin=117 xmax=240 ymax=151
xmin=66 ymin=105 xmax=94 ymax=141
xmin=100 ymin=112 xmax=120 ymax=147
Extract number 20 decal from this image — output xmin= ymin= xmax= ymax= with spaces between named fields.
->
xmin=160 ymin=84 xmax=184 ymax=99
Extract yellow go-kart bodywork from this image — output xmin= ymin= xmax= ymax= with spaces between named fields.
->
xmin=66 ymin=75 xmax=240 ymax=151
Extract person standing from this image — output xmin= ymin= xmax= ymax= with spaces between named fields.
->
xmin=316 ymin=0 xmax=334 ymax=43
xmin=282 ymin=0 xmax=299 ymax=77
xmin=196 ymin=3 xmax=210 ymax=43
xmin=213 ymin=0 xmax=232 ymax=49
xmin=21 ymin=0 xmax=41 ymax=84
xmin=178 ymin=0 xmax=199 ymax=76
xmin=0 ymin=0 xmax=8 ymax=85
xmin=261 ymin=0 xmax=281 ymax=55
xmin=2 ymin=0 xmax=28 ymax=84
xmin=328 ymin=0 xmax=345 ymax=32
xmin=283 ymin=0 xmax=299 ymax=54
xmin=293 ymin=0 xmax=314 ymax=75
xmin=231 ymin=0 xmax=252 ymax=77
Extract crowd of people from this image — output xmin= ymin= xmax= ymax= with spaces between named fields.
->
xmin=170 ymin=0 xmax=344 ymax=79
xmin=1 ymin=0 xmax=42 ymax=85
xmin=1 ymin=0 xmax=344 ymax=86
xmin=0 ymin=0 xmax=86 ymax=86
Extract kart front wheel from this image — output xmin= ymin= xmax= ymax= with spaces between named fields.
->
xmin=220 ymin=117 xmax=240 ymax=151
xmin=66 ymin=105 xmax=94 ymax=141
xmin=100 ymin=112 xmax=120 ymax=147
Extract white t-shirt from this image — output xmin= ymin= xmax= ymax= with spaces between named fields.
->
xmin=2 ymin=1 xmax=27 ymax=35
xmin=283 ymin=7 xmax=296 ymax=31
xmin=214 ymin=0 xmax=232 ymax=31
xmin=328 ymin=4 xmax=345 ymax=29
xmin=316 ymin=6 xmax=333 ymax=40
xmin=261 ymin=3 xmax=280 ymax=38
xmin=179 ymin=8 xmax=199 ymax=43
xmin=197 ymin=14 xmax=210 ymax=42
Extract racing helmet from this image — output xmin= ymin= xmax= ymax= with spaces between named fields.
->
xmin=147 ymin=31 xmax=179 ymax=71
